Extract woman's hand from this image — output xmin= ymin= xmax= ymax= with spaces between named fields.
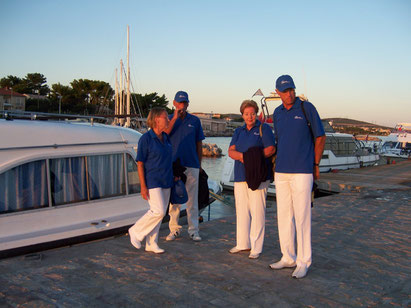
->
xmin=141 ymin=186 xmax=149 ymax=200
xmin=228 ymin=145 xmax=244 ymax=163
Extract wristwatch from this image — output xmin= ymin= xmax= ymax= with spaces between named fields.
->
xmin=314 ymin=163 xmax=319 ymax=166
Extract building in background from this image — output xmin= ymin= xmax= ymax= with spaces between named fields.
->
xmin=0 ymin=88 xmax=26 ymax=111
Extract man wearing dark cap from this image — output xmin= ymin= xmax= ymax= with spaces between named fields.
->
xmin=164 ymin=91 xmax=205 ymax=242
xmin=269 ymin=75 xmax=326 ymax=278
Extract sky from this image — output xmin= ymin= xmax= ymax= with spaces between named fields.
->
xmin=1 ymin=0 xmax=410 ymax=127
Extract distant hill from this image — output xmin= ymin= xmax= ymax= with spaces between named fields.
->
xmin=323 ymin=118 xmax=392 ymax=135
xmin=324 ymin=117 xmax=392 ymax=129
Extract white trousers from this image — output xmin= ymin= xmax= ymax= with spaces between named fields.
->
xmin=233 ymin=180 xmax=269 ymax=254
xmin=129 ymin=187 xmax=170 ymax=248
xmin=275 ymin=173 xmax=313 ymax=267
xmin=168 ymin=167 xmax=199 ymax=235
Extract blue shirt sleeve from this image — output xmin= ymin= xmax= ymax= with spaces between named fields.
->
xmin=261 ymin=123 xmax=275 ymax=148
xmin=136 ymin=134 xmax=148 ymax=163
xmin=230 ymin=128 xmax=240 ymax=147
xmin=196 ymin=117 xmax=205 ymax=142
xmin=305 ymin=102 xmax=325 ymax=138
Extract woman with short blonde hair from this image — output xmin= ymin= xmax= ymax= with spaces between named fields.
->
xmin=128 ymin=107 xmax=173 ymax=254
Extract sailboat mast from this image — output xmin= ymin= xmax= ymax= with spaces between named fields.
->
xmin=126 ymin=25 xmax=131 ymax=127
xmin=119 ymin=59 xmax=124 ymax=125
xmin=114 ymin=68 xmax=119 ymax=125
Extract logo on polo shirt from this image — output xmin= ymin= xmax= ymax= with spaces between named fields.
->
xmin=294 ymin=116 xmax=303 ymax=120
xmin=188 ymin=124 xmax=194 ymax=128
xmin=254 ymin=132 xmax=259 ymax=136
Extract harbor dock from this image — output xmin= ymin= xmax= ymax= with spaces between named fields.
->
xmin=1 ymin=162 xmax=410 ymax=307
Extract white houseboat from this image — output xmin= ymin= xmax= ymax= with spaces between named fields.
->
xmin=0 ymin=112 xmax=218 ymax=258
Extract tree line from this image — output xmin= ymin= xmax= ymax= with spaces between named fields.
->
xmin=0 ymin=73 xmax=170 ymax=116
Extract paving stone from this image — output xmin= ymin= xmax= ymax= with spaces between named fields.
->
xmin=1 ymin=162 xmax=410 ymax=307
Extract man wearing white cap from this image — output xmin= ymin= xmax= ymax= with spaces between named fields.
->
xmin=270 ymin=75 xmax=326 ymax=278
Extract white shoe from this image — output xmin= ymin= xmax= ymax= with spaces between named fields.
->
xmin=229 ymin=247 xmax=250 ymax=254
xmin=130 ymin=237 xmax=141 ymax=250
xmin=248 ymin=252 xmax=260 ymax=259
xmin=292 ymin=265 xmax=308 ymax=279
xmin=166 ymin=229 xmax=181 ymax=241
xmin=269 ymin=259 xmax=296 ymax=270
xmin=190 ymin=232 xmax=202 ymax=241
xmin=145 ymin=245 xmax=165 ymax=254
xmin=128 ymin=228 xmax=141 ymax=249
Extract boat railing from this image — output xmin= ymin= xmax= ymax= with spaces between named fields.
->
xmin=0 ymin=110 xmax=107 ymax=124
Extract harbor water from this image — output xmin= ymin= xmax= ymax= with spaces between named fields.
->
xmin=201 ymin=137 xmax=235 ymax=220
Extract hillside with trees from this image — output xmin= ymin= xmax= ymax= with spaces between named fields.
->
xmin=323 ymin=117 xmax=392 ymax=135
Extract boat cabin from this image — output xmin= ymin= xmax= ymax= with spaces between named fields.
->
xmin=0 ymin=114 xmax=148 ymax=257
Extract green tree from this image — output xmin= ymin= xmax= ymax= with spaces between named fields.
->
xmin=0 ymin=75 xmax=26 ymax=93
xmin=131 ymin=92 xmax=170 ymax=117
xmin=24 ymin=73 xmax=50 ymax=95
xmin=50 ymin=83 xmax=78 ymax=113
xmin=1 ymin=73 xmax=50 ymax=95
xmin=70 ymin=79 xmax=114 ymax=114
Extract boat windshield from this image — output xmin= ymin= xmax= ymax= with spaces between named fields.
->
xmin=382 ymin=141 xmax=399 ymax=149
xmin=325 ymin=135 xmax=359 ymax=156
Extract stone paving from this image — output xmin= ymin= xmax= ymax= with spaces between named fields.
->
xmin=0 ymin=163 xmax=410 ymax=307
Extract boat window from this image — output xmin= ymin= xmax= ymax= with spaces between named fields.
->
xmin=1 ymin=152 xmax=139 ymax=214
xmin=87 ymin=154 xmax=126 ymax=199
xmin=0 ymin=160 xmax=48 ymax=214
xmin=325 ymin=136 xmax=358 ymax=156
xmin=50 ymin=157 xmax=88 ymax=206
xmin=126 ymin=154 xmax=141 ymax=194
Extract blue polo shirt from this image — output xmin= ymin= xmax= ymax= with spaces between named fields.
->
xmin=273 ymin=98 xmax=325 ymax=174
xmin=168 ymin=113 xmax=205 ymax=168
xmin=230 ymin=120 xmax=275 ymax=182
xmin=136 ymin=130 xmax=173 ymax=189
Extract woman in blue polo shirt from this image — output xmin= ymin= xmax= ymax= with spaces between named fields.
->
xmin=228 ymin=100 xmax=276 ymax=259
xmin=128 ymin=107 xmax=173 ymax=254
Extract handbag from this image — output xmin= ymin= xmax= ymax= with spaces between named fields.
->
xmin=259 ymin=123 xmax=276 ymax=180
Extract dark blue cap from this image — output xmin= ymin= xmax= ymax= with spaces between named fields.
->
xmin=276 ymin=75 xmax=296 ymax=92
xmin=174 ymin=91 xmax=189 ymax=103
xmin=170 ymin=179 xmax=188 ymax=204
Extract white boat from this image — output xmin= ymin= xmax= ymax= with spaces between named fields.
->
xmin=220 ymin=120 xmax=379 ymax=196
xmin=0 ymin=112 xmax=219 ymax=258
xmin=379 ymin=123 xmax=411 ymax=160
xmin=319 ymin=121 xmax=380 ymax=172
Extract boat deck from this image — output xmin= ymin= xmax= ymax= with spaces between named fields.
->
xmin=0 ymin=162 xmax=410 ymax=307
